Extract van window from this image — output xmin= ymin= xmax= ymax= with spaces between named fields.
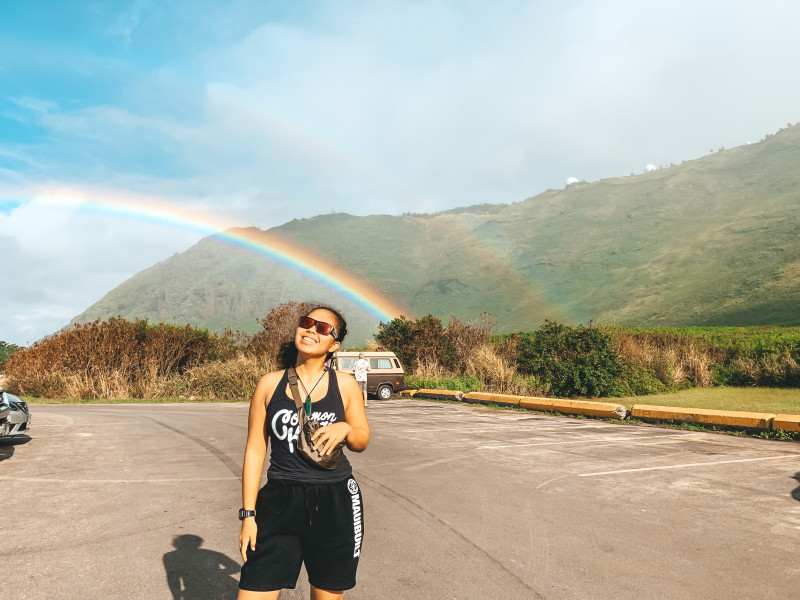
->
xmin=338 ymin=358 xmax=356 ymax=370
xmin=370 ymin=358 xmax=393 ymax=369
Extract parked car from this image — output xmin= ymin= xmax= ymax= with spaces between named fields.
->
xmin=331 ymin=351 xmax=406 ymax=400
xmin=0 ymin=390 xmax=9 ymax=437
xmin=0 ymin=388 xmax=31 ymax=437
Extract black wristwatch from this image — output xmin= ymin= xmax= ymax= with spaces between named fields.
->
xmin=238 ymin=508 xmax=256 ymax=520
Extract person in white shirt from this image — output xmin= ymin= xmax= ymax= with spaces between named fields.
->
xmin=352 ymin=353 xmax=370 ymax=408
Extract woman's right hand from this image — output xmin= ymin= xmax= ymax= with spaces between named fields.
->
xmin=239 ymin=518 xmax=257 ymax=562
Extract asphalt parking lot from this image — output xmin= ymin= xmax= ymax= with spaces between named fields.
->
xmin=2 ymin=399 xmax=799 ymax=599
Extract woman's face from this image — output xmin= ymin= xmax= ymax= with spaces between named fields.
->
xmin=295 ymin=308 xmax=341 ymax=357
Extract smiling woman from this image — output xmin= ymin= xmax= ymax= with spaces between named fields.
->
xmin=237 ymin=304 xmax=370 ymax=600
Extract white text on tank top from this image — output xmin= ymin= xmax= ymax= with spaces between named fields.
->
xmin=271 ymin=408 xmax=339 ymax=454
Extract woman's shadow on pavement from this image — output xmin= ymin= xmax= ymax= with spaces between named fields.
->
xmin=793 ymin=472 xmax=800 ymax=502
xmin=163 ymin=534 xmax=240 ymax=599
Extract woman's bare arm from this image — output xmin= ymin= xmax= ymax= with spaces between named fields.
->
xmin=239 ymin=370 xmax=281 ymax=561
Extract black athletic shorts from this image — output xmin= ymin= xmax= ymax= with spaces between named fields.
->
xmin=239 ymin=477 xmax=365 ymax=592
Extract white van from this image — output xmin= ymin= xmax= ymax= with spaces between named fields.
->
xmin=331 ymin=351 xmax=406 ymax=400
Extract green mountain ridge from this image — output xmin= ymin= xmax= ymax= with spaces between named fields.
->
xmin=72 ymin=124 xmax=800 ymax=343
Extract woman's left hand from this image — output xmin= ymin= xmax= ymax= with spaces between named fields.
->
xmin=312 ymin=422 xmax=352 ymax=456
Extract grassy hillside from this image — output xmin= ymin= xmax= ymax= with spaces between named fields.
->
xmin=72 ymin=124 xmax=800 ymax=341
xmin=70 ymin=234 xmax=391 ymax=346
xmin=513 ymin=126 xmax=800 ymax=326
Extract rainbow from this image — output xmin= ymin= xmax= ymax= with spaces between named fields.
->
xmin=21 ymin=185 xmax=409 ymax=322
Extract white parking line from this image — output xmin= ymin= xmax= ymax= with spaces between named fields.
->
xmin=476 ymin=433 xmax=691 ymax=450
xmin=0 ymin=476 xmax=239 ymax=483
xmin=405 ymin=456 xmax=465 ymax=471
xmin=579 ymin=454 xmax=800 ymax=477
xmin=33 ymin=422 xmax=133 ymax=427
xmin=398 ymin=422 xmax=611 ymax=434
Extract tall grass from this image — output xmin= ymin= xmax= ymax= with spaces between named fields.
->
xmin=611 ymin=329 xmax=715 ymax=394
xmin=375 ymin=313 xmax=550 ymax=397
xmin=3 ymin=303 xmax=318 ymax=400
xmin=5 ymin=309 xmax=800 ymax=400
xmin=379 ymin=318 xmax=800 ymax=399
xmin=4 ymin=319 xmax=217 ymax=399
xmin=166 ymin=352 xmax=276 ymax=400
xmin=617 ymin=326 xmax=800 ymax=388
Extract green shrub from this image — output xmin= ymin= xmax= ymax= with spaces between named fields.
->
xmin=515 ymin=321 xmax=625 ymax=398
xmin=406 ymin=374 xmax=483 ymax=393
xmin=375 ymin=315 xmax=456 ymax=371
xmin=0 ymin=341 xmax=20 ymax=370
xmin=617 ymin=365 xmax=673 ymax=397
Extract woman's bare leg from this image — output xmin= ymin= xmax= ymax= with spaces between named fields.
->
xmin=238 ymin=589 xmax=280 ymax=600
xmin=310 ymin=585 xmax=344 ymax=600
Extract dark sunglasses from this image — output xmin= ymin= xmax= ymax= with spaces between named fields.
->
xmin=298 ymin=316 xmax=339 ymax=340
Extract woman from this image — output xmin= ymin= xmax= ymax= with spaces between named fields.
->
xmin=238 ymin=306 xmax=370 ymax=600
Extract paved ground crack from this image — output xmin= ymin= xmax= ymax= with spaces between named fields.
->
xmin=355 ymin=469 xmax=546 ymax=599
xmin=146 ymin=417 xmax=242 ymax=479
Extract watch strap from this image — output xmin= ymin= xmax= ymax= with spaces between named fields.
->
xmin=238 ymin=508 xmax=256 ymax=520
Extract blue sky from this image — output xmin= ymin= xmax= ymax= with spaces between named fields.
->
xmin=2 ymin=0 xmax=800 ymax=346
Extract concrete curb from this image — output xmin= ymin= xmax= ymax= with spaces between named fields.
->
xmin=414 ymin=389 xmax=465 ymax=402
xmin=443 ymin=390 xmax=628 ymax=419
xmin=407 ymin=389 xmax=798 ymax=432
xmin=539 ymin=398 xmax=629 ymax=420
xmin=463 ymin=392 xmax=522 ymax=407
xmin=773 ymin=414 xmax=800 ymax=432
xmin=631 ymin=404 xmax=775 ymax=429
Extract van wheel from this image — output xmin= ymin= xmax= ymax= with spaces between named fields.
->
xmin=376 ymin=385 xmax=393 ymax=400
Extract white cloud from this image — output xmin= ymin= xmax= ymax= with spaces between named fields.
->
xmin=3 ymin=0 xmax=800 ymax=344
xmin=8 ymin=97 xmax=59 ymax=113
xmin=0 ymin=186 xmax=210 ymax=345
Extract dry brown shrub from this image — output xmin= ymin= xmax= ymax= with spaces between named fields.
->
xmin=731 ymin=357 xmax=761 ymax=384
xmin=211 ymin=328 xmax=251 ymax=361
xmin=4 ymin=318 xmax=214 ymax=399
xmin=611 ymin=330 xmax=715 ymax=388
xmin=730 ymin=351 xmax=799 ymax=386
xmin=444 ymin=313 xmax=496 ymax=367
xmin=503 ymin=375 xmax=550 ymax=397
xmin=402 ymin=314 xmax=550 ymax=395
xmin=169 ymin=352 xmax=275 ymax=400
xmin=443 ymin=314 xmax=530 ymax=392
xmin=463 ymin=344 xmax=516 ymax=391
xmin=410 ymin=358 xmax=452 ymax=380
xmin=3 ymin=302 xmax=344 ymax=400
xmin=756 ymin=350 xmax=799 ymax=385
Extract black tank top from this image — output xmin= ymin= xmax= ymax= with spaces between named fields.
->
xmin=266 ymin=368 xmax=353 ymax=483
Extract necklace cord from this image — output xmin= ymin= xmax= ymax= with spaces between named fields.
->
xmin=297 ymin=368 xmax=328 ymax=415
